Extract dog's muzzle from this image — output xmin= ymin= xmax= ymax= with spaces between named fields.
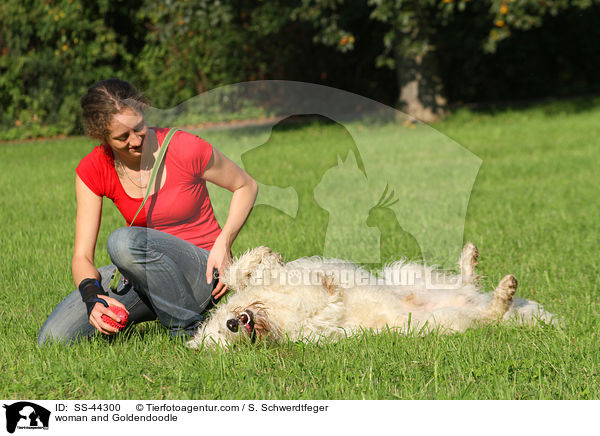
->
xmin=226 ymin=310 xmax=256 ymax=343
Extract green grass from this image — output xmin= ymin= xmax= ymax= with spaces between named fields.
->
xmin=0 ymin=97 xmax=598 ymax=399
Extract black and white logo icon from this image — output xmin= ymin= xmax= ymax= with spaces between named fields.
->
xmin=3 ymin=402 xmax=50 ymax=433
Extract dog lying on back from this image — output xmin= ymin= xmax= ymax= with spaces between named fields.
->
xmin=187 ymin=243 xmax=556 ymax=349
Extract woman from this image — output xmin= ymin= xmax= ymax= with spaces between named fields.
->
xmin=38 ymin=78 xmax=258 ymax=345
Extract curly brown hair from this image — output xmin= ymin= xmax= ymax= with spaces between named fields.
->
xmin=80 ymin=78 xmax=149 ymax=140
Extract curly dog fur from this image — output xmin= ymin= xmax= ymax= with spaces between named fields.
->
xmin=187 ymin=244 xmax=556 ymax=349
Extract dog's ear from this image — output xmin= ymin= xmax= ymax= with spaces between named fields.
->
xmin=253 ymin=314 xmax=270 ymax=339
xmin=245 ymin=301 xmax=271 ymax=339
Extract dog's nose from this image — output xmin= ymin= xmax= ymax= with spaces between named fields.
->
xmin=226 ymin=318 xmax=239 ymax=332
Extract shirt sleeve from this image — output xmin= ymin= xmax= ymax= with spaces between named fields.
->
xmin=75 ymin=148 xmax=106 ymax=197
xmin=174 ymin=131 xmax=214 ymax=178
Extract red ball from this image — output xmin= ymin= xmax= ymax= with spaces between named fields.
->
xmin=101 ymin=306 xmax=129 ymax=331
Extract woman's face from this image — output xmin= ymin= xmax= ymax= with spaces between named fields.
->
xmin=105 ymin=108 xmax=148 ymax=158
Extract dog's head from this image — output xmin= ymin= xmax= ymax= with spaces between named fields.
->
xmin=223 ymin=303 xmax=270 ymax=344
xmin=187 ymin=272 xmax=340 ymax=351
xmin=190 ymin=301 xmax=276 ymax=349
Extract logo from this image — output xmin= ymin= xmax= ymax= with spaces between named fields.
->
xmin=142 ymin=80 xmax=481 ymax=270
xmin=3 ymin=402 xmax=50 ymax=433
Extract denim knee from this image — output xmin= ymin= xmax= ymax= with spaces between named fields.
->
xmin=107 ymin=227 xmax=147 ymax=267
xmin=37 ymin=290 xmax=95 ymax=347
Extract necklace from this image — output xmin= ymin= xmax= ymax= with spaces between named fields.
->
xmin=115 ymin=157 xmax=148 ymax=189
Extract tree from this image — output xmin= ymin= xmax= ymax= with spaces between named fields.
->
xmin=292 ymin=0 xmax=599 ymax=122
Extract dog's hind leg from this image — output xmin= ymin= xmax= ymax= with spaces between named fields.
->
xmin=459 ymin=242 xmax=479 ymax=286
xmin=483 ymin=274 xmax=517 ymax=319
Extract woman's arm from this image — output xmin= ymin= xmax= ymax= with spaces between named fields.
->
xmin=73 ymin=176 xmax=103 ymax=285
xmin=73 ymin=175 xmax=127 ymax=334
xmin=202 ymin=147 xmax=258 ymax=298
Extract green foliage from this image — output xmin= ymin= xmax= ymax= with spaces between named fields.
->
xmin=484 ymin=0 xmax=600 ymax=51
xmin=1 ymin=0 xmax=600 ymax=139
xmin=0 ymin=0 xmax=134 ymax=138
xmin=437 ymin=4 xmax=600 ymax=102
xmin=136 ymin=0 xmax=296 ymax=109
xmin=290 ymin=0 xmax=600 ymax=117
xmin=294 ymin=0 xmax=600 ymax=63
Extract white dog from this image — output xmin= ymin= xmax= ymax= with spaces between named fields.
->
xmin=187 ymin=244 xmax=556 ymax=349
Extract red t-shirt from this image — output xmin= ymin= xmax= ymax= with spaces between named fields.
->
xmin=76 ymin=128 xmax=222 ymax=250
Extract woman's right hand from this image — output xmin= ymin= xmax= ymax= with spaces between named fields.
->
xmin=88 ymin=296 xmax=129 ymax=335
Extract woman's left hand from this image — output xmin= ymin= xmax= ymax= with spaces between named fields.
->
xmin=206 ymin=235 xmax=232 ymax=299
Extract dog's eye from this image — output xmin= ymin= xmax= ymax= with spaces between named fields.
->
xmin=239 ymin=312 xmax=249 ymax=324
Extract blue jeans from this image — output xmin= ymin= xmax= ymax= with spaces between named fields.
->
xmin=38 ymin=227 xmax=218 ymax=346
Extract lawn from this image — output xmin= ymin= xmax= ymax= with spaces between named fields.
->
xmin=0 ymin=97 xmax=598 ymax=399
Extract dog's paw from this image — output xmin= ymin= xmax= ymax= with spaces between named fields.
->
xmin=484 ymin=274 xmax=518 ymax=319
xmin=185 ymin=337 xmax=202 ymax=349
xmin=496 ymin=274 xmax=517 ymax=301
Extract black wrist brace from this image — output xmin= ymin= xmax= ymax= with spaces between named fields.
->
xmin=78 ymin=278 xmax=109 ymax=315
